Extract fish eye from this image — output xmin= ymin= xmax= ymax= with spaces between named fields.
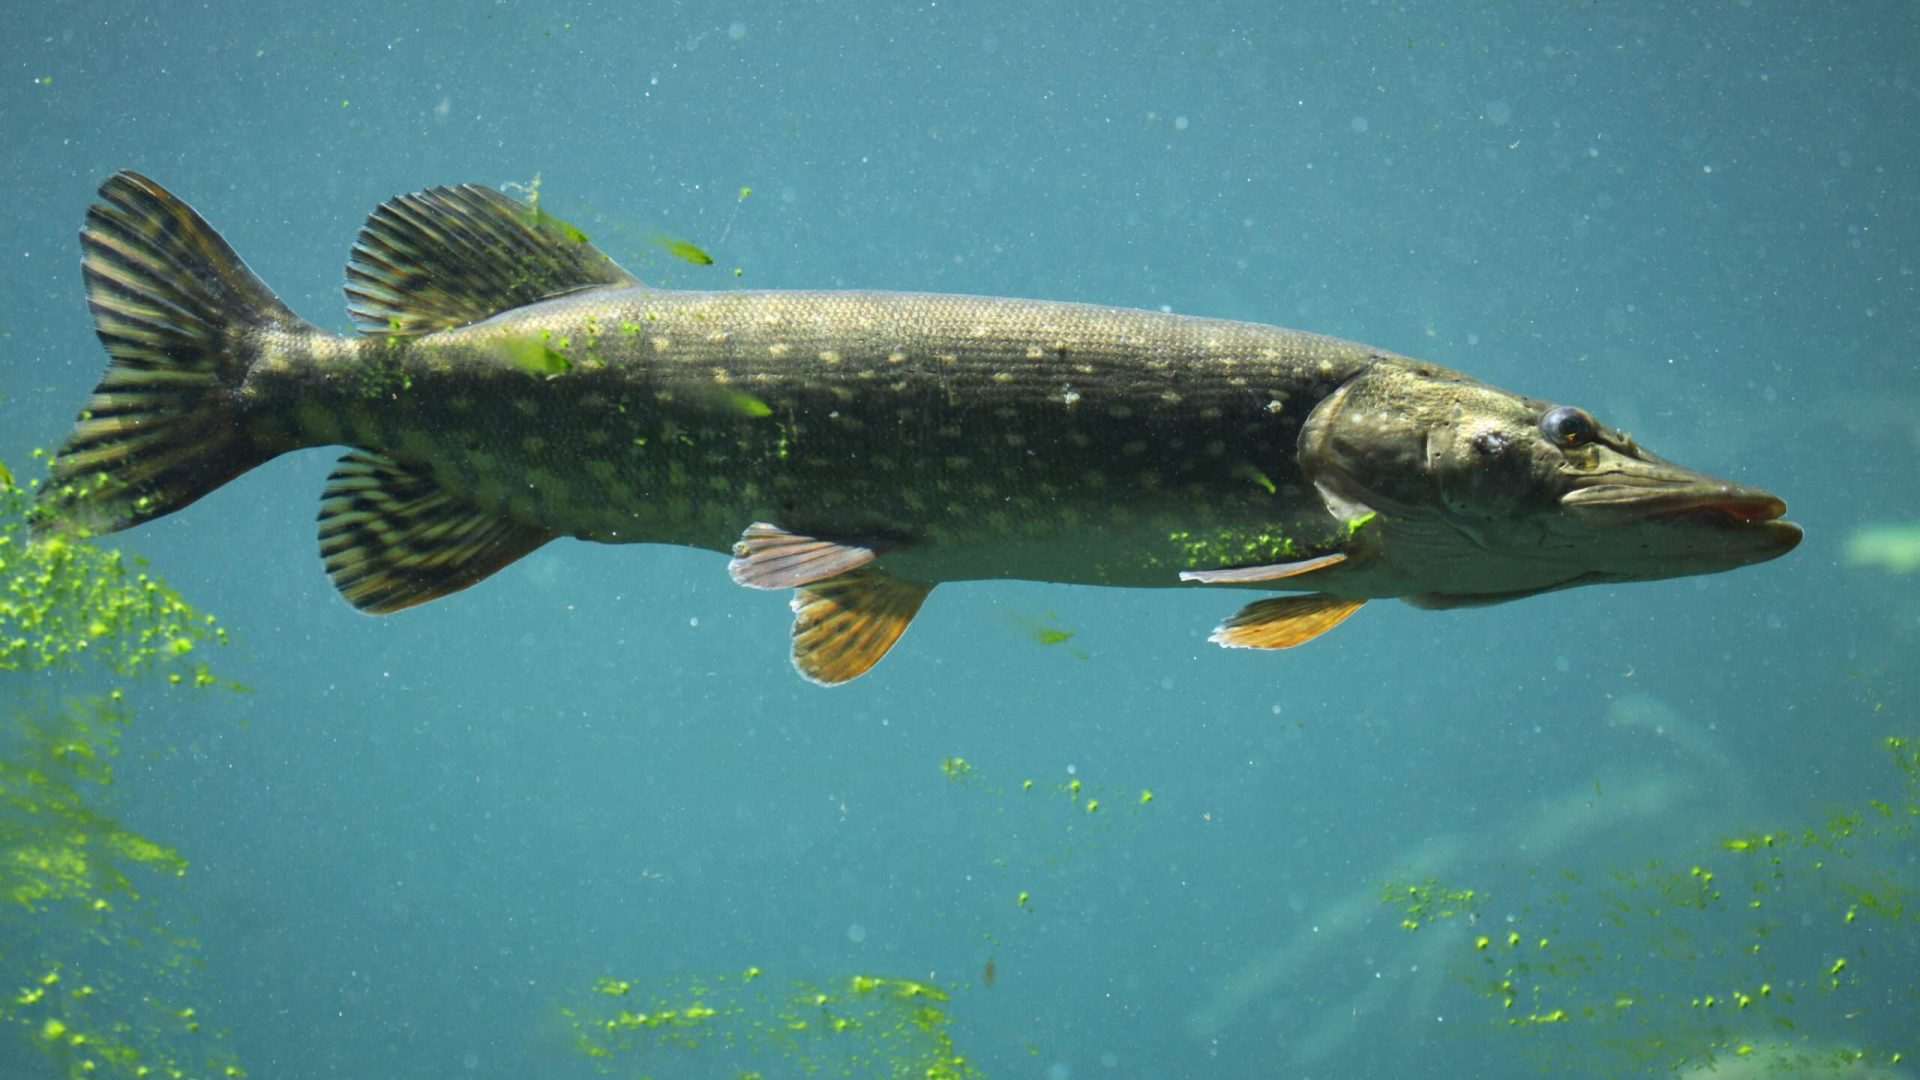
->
xmin=1540 ymin=405 xmax=1598 ymax=448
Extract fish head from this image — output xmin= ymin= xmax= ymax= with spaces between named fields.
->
xmin=1298 ymin=363 xmax=1802 ymax=604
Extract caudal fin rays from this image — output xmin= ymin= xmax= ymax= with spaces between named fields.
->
xmin=36 ymin=171 xmax=315 ymax=539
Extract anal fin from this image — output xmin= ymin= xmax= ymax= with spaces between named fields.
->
xmin=318 ymin=450 xmax=555 ymax=613
xmin=729 ymin=521 xmax=880 ymax=589
xmin=1209 ymin=594 xmax=1365 ymax=650
xmin=789 ymin=569 xmax=933 ymax=686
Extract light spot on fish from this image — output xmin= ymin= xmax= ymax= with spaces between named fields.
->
xmin=1266 ymin=399 xmax=1286 ymax=414
xmin=651 ymin=336 xmax=673 ymax=353
xmin=1060 ymin=385 xmax=1082 ymax=407
xmin=705 ymin=330 xmax=731 ymax=344
xmin=1025 ymin=345 xmax=1045 ymax=360
xmin=936 ymin=353 xmax=958 ymax=365
xmin=1160 ymin=390 xmax=1183 ymax=405
xmin=992 ymin=371 xmax=1015 ymax=384
xmin=711 ymin=369 xmax=733 ymax=385
xmin=768 ymin=342 xmax=792 ymax=359
xmin=818 ymin=350 xmax=842 ymax=365
xmin=887 ymin=349 xmax=908 ymax=365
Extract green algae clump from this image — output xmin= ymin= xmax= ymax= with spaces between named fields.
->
xmin=562 ymin=968 xmax=979 ymax=1079
xmin=1383 ymin=730 xmax=1920 ymax=1076
xmin=1 ymin=458 xmax=245 ymax=1079
xmin=1 ymin=465 xmax=228 ymax=683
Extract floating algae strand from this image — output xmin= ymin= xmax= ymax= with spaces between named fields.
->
xmin=561 ymin=968 xmax=979 ymax=1079
xmin=1 ymin=459 xmax=247 ymax=1078
xmin=1378 ymin=732 xmax=1919 ymax=1076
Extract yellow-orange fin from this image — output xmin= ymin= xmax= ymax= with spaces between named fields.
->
xmin=789 ymin=569 xmax=933 ymax=686
xmin=1208 ymin=594 xmax=1365 ymax=650
xmin=1179 ymin=552 xmax=1347 ymax=585
xmin=318 ymin=450 xmax=554 ymax=613
xmin=729 ymin=521 xmax=879 ymax=589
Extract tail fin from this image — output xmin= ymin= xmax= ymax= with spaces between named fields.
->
xmin=35 ymin=171 xmax=315 ymax=539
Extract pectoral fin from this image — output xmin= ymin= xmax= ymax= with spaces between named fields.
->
xmin=728 ymin=522 xmax=880 ymax=589
xmin=1179 ymin=552 xmax=1348 ymax=585
xmin=789 ymin=569 xmax=933 ymax=686
xmin=1208 ymin=594 xmax=1365 ymax=650
xmin=318 ymin=450 xmax=555 ymax=613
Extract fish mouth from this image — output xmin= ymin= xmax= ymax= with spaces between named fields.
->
xmin=1561 ymin=480 xmax=1803 ymax=557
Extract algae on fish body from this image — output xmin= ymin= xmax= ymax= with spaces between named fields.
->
xmin=1 ymin=460 xmax=245 ymax=1079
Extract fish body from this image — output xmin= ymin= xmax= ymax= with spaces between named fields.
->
xmin=253 ymin=286 xmax=1379 ymax=587
xmin=38 ymin=173 xmax=1801 ymax=683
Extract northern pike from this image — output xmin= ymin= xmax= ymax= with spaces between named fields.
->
xmin=35 ymin=172 xmax=1802 ymax=684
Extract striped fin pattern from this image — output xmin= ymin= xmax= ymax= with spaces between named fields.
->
xmin=789 ymin=569 xmax=934 ymax=686
xmin=38 ymin=171 xmax=307 ymax=538
xmin=728 ymin=522 xmax=880 ymax=590
xmin=1207 ymin=594 xmax=1365 ymax=650
xmin=318 ymin=451 xmax=554 ymax=614
xmin=345 ymin=184 xmax=639 ymax=335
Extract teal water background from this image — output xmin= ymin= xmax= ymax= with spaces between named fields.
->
xmin=3 ymin=4 xmax=1916 ymax=1077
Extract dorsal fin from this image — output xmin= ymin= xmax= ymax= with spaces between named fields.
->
xmin=318 ymin=451 xmax=555 ymax=613
xmin=345 ymin=184 xmax=639 ymax=335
